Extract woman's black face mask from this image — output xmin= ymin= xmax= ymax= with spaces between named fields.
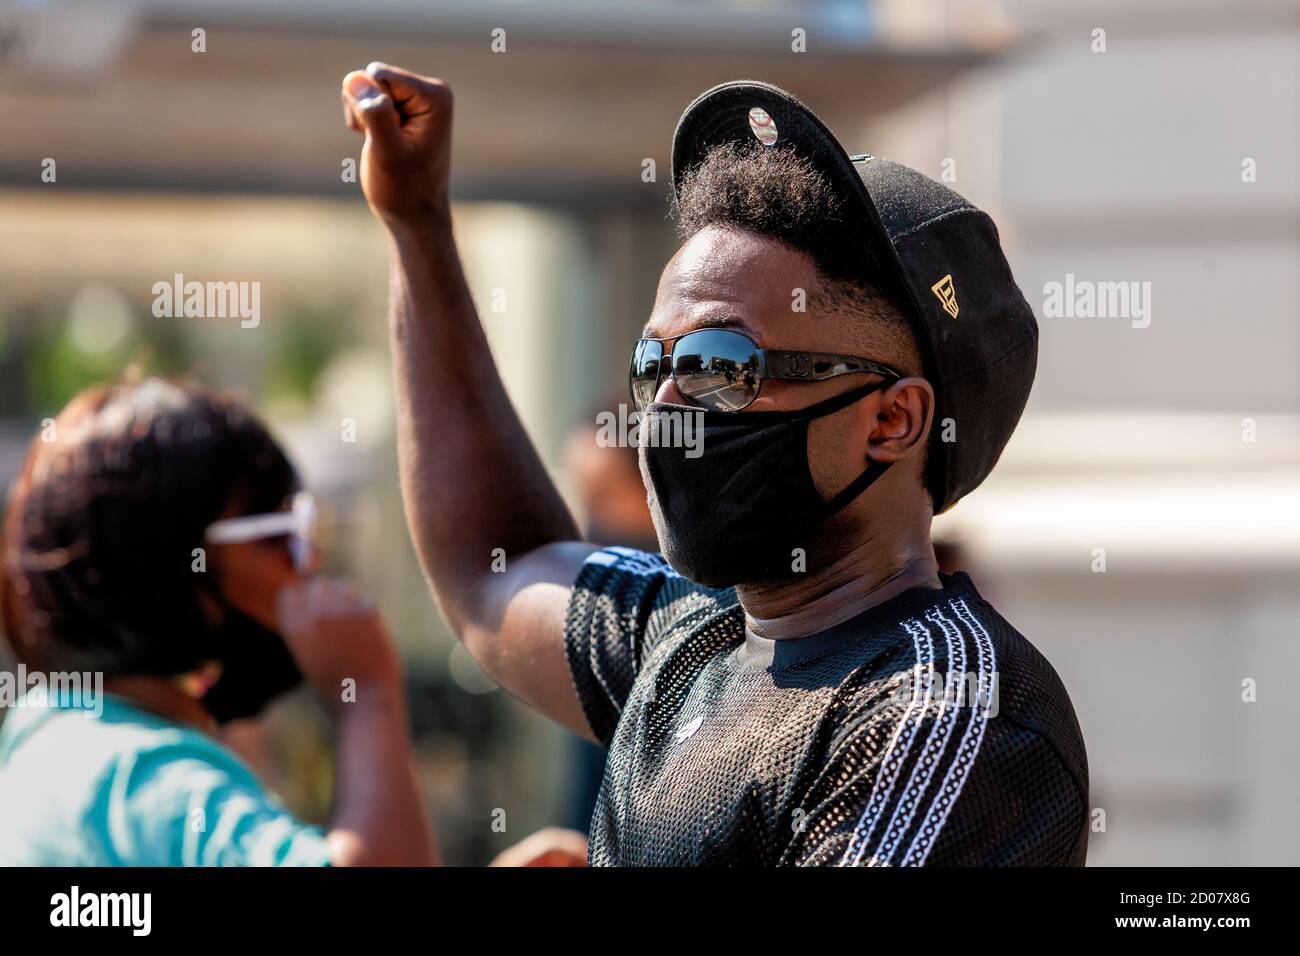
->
xmin=196 ymin=493 xmax=314 ymax=722
xmin=638 ymin=379 xmax=894 ymax=588
xmin=197 ymin=587 xmax=301 ymax=724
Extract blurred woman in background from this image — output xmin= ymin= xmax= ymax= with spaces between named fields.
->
xmin=0 ymin=377 xmax=435 ymax=866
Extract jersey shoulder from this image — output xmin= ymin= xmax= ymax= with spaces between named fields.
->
xmin=796 ymin=576 xmax=1090 ymax=866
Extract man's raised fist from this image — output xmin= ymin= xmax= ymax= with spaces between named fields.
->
xmin=341 ymin=62 xmax=453 ymax=230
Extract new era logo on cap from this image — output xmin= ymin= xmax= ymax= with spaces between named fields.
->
xmin=931 ymin=274 xmax=959 ymax=318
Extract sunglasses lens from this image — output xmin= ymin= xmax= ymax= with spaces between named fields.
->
xmin=630 ymin=339 xmax=664 ymax=413
xmin=672 ymin=329 xmax=761 ymax=412
xmin=291 ymin=492 xmax=317 ymax=570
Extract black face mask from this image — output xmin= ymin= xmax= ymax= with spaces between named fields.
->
xmin=198 ymin=592 xmax=302 ymax=725
xmin=639 ymin=380 xmax=894 ymax=589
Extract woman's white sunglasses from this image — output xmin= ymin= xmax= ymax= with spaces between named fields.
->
xmin=204 ymin=491 xmax=317 ymax=571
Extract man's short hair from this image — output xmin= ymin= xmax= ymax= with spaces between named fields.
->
xmin=671 ymin=140 xmax=923 ymax=377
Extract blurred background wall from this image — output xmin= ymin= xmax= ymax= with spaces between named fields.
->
xmin=0 ymin=0 xmax=1295 ymax=864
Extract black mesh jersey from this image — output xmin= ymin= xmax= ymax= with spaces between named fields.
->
xmin=563 ymin=547 xmax=1089 ymax=866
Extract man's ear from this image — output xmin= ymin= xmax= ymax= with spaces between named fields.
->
xmin=866 ymin=377 xmax=934 ymax=462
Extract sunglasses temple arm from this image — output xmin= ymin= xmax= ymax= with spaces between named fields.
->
xmin=762 ymin=351 xmax=900 ymax=381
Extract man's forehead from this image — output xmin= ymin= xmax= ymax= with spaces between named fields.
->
xmin=646 ymin=227 xmax=816 ymax=338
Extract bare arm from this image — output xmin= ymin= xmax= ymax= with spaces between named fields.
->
xmin=327 ymin=690 xmax=434 ymax=866
xmin=277 ymin=578 xmax=438 ymax=866
xmin=342 ymin=63 xmax=597 ymax=739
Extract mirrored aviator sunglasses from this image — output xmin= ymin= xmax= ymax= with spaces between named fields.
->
xmin=629 ymin=327 xmax=903 ymax=414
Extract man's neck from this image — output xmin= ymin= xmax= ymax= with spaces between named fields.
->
xmin=739 ymin=527 xmax=941 ymax=640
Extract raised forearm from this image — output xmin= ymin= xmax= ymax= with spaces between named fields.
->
xmin=327 ymin=691 xmax=437 ymax=866
xmin=278 ymin=578 xmax=439 ymax=867
xmin=342 ymin=64 xmax=593 ymax=733
xmin=385 ymin=224 xmax=579 ymax=633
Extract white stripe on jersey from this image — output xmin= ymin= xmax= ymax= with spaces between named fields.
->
xmin=841 ymin=598 xmax=998 ymax=867
xmin=840 ymin=617 xmax=937 ymax=866
xmin=901 ymin=598 xmax=997 ymax=866
xmin=867 ymin=605 xmax=967 ymax=867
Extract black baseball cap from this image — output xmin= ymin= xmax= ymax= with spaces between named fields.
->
xmin=671 ymin=80 xmax=1038 ymax=513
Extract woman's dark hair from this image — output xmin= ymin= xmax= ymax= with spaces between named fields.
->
xmin=1 ymin=378 xmax=298 ymax=676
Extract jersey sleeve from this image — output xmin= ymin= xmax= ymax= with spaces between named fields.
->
xmin=92 ymin=733 xmax=333 ymax=867
xmin=563 ymin=546 xmax=733 ymax=745
xmin=785 ymin=702 xmax=1089 ymax=867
